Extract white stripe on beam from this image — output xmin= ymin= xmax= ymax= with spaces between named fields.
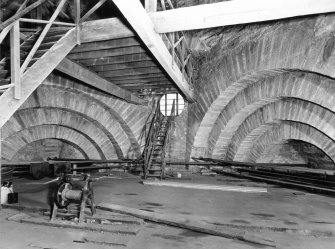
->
xmin=149 ymin=0 xmax=335 ymax=33
xmin=112 ymin=0 xmax=195 ymax=102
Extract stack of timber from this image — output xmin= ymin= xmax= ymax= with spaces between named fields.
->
xmin=193 ymin=157 xmax=335 ymax=195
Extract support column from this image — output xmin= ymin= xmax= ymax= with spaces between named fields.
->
xmin=145 ymin=0 xmax=157 ymax=12
xmin=0 ymin=128 xmax=2 ymax=210
xmin=10 ymin=21 xmax=21 ymax=100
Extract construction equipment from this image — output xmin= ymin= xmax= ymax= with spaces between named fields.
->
xmin=51 ymin=173 xmax=96 ymax=223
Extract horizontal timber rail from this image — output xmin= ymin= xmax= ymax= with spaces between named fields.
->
xmin=215 ymin=169 xmax=335 ymax=196
xmin=0 ymin=0 xmax=82 ymax=100
xmin=192 ymin=157 xmax=309 ymax=168
xmin=3 ymin=159 xmax=219 ymax=167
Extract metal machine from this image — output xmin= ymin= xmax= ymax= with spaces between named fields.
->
xmin=51 ymin=173 xmax=96 ymax=223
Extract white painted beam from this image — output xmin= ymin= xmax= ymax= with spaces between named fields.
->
xmin=145 ymin=0 xmax=157 ymax=12
xmin=80 ymin=18 xmax=134 ymax=43
xmin=0 ymin=128 xmax=2 ymax=209
xmin=56 ymin=58 xmax=146 ymax=105
xmin=111 ymin=0 xmax=195 ymax=102
xmin=149 ymin=0 xmax=335 ymax=33
xmin=10 ymin=21 xmax=21 ymax=100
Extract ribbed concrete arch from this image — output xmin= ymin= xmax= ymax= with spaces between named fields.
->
xmin=10 ymin=138 xmax=88 ymax=161
xmin=226 ymin=99 xmax=335 ymax=160
xmin=19 ymin=84 xmax=142 ymax=158
xmin=2 ymin=125 xmax=101 ymax=161
xmin=192 ymin=72 xmax=335 ymax=158
xmin=46 ymin=74 xmax=150 ymax=150
xmin=243 ymin=122 xmax=335 ymax=163
xmin=4 ymin=123 xmax=105 ymax=159
xmin=234 ymin=124 xmax=275 ymax=161
xmin=3 ymin=108 xmax=119 ymax=160
xmin=15 ymin=107 xmax=123 ymax=158
xmin=189 ymin=16 xmax=335 ymax=159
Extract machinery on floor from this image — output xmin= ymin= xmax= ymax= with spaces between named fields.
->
xmin=51 ymin=173 xmax=96 ymax=223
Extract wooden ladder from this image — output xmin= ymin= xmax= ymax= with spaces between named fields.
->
xmin=143 ymin=100 xmax=175 ymax=179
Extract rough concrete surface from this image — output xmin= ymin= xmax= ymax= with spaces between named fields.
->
xmin=1 ymin=174 xmax=335 ymax=248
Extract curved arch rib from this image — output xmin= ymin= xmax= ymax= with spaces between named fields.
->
xmin=243 ymin=122 xmax=335 ymax=163
xmin=2 ymin=125 xmax=101 ymax=161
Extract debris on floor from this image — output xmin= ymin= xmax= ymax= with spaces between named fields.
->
xmin=98 ymin=202 xmax=275 ymax=247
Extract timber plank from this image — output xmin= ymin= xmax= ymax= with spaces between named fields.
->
xmin=112 ymin=0 xmax=195 ymax=101
xmin=80 ymin=18 xmax=134 ymax=43
xmin=0 ymin=29 xmax=77 ymax=128
xmin=71 ymin=37 xmax=140 ymax=53
xmin=98 ymin=67 xmax=162 ymax=78
xmin=111 ymin=77 xmax=169 ymax=84
xmin=89 ymin=60 xmax=157 ymax=72
xmin=16 ymin=216 xmax=139 ymax=235
xmin=105 ymin=73 xmax=166 ymax=81
xmin=57 ymin=58 xmax=146 ymax=105
xmin=142 ymin=180 xmax=267 ymax=192
xmin=68 ymin=46 xmax=145 ymax=60
xmin=98 ymin=203 xmax=275 ymax=247
xmin=150 ymin=0 xmax=335 ymax=33
xmin=77 ymin=53 xmax=153 ymax=67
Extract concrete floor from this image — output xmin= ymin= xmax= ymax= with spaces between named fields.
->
xmin=1 ymin=173 xmax=335 ymax=248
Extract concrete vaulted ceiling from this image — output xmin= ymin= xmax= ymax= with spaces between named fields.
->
xmin=2 ymin=73 xmax=151 ymax=161
xmin=209 ymin=73 xmax=335 ymax=157
xmin=227 ymin=99 xmax=335 ymax=161
xmin=2 ymin=1 xmax=335 ymax=164
xmin=2 ymin=124 xmax=101 ymax=161
xmin=242 ymin=121 xmax=335 ymax=163
xmin=189 ymin=14 xmax=335 ymax=163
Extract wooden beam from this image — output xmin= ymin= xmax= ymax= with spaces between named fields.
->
xmin=0 ymin=29 xmax=77 ymax=128
xmin=80 ymin=18 xmax=134 ymax=43
xmin=10 ymin=21 xmax=21 ymax=100
xmin=145 ymin=0 xmax=157 ymax=12
xmin=125 ymin=85 xmax=175 ymax=90
xmin=56 ymin=58 xmax=146 ymax=105
xmin=77 ymin=53 xmax=152 ymax=67
xmin=19 ymin=18 xmax=76 ymax=27
xmin=142 ymin=181 xmax=267 ymax=192
xmin=0 ymin=0 xmax=30 ymax=44
xmin=112 ymin=0 xmax=195 ymax=102
xmin=68 ymin=46 xmax=145 ymax=60
xmin=98 ymin=203 xmax=275 ymax=247
xmin=0 ymin=0 xmax=48 ymax=31
xmin=89 ymin=60 xmax=157 ymax=72
xmin=81 ymin=0 xmax=108 ymax=22
xmin=105 ymin=73 xmax=166 ymax=81
xmin=149 ymin=0 xmax=335 ymax=33
xmin=98 ymin=67 xmax=162 ymax=78
xmin=0 ymin=128 xmax=1 ymax=209
xmin=21 ymin=0 xmax=68 ymax=74
xmin=71 ymin=37 xmax=140 ymax=53
xmin=109 ymin=76 xmax=168 ymax=84
xmin=118 ymin=80 xmax=171 ymax=86
xmin=119 ymin=81 xmax=172 ymax=88
xmin=16 ymin=0 xmax=30 ymax=14
xmin=75 ymin=0 xmax=81 ymax=44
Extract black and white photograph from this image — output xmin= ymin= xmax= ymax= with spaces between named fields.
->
xmin=0 ymin=0 xmax=335 ymax=248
